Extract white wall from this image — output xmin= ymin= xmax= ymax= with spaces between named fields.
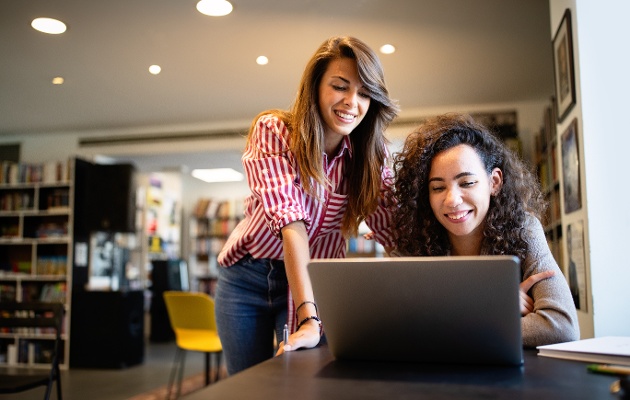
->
xmin=573 ymin=0 xmax=630 ymax=336
xmin=549 ymin=0 xmax=630 ymax=337
xmin=2 ymin=131 xmax=84 ymax=164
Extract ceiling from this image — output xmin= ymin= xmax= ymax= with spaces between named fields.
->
xmin=0 ymin=0 xmax=553 ymax=172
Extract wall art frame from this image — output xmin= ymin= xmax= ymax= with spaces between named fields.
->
xmin=561 ymin=118 xmax=581 ymax=214
xmin=552 ymin=9 xmax=576 ymax=123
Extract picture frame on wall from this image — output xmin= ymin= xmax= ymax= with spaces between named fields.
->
xmin=561 ymin=118 xmax=581 ymax=214
xmin=566 ymin=220 xmax=587 ymax=311
xmin=552 ymin=9 xmax=576 ymax=123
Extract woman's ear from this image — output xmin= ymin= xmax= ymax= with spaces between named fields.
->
xmin=490 ymin=168 xmax=503 ymax=196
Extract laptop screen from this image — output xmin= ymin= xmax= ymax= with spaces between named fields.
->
xmin=308 ymin=256 xmax=523 ymax=366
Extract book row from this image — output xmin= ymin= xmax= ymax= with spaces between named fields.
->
xmin=193 ymin=198 xmax=245 ymax=219
xmin=0 ymin=160 xmax=71 ymax=185
xmin=0 ymin=338 xmax=64 ymax=365
xmin=0 ymin=282 xmax=67 ymax=303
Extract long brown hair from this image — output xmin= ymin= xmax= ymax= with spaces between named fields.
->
xmin=247 ymin=36 xmax=399 ymax=237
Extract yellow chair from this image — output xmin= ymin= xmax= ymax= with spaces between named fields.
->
xmin=163 ymin=291 xmax=223 ymax=399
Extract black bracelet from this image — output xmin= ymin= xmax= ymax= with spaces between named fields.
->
xmin=296 ymin=300 xmax=318 ymax=316
xmin=297 ymin=315 xmax=321 ymax=332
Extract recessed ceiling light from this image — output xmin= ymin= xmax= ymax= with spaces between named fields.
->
xmin=31 ymin=17 xmax=67 ymax=34
xmin=149 ymin=65 xmax=162 ymax=75
xmin=52 ymin=77 xmax=64 ymax=85
xmin=379 ymin=44 xmax=396 ymax=55
xmin=196 ymin=0 xmax=233 ymax=17
xmin=192 ymin=168 xmax=244 ymax=183
xmin=256 ymin=56 xmax=269 ymax=65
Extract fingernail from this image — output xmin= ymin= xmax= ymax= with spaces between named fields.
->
xmin=283 ymin=344 xmax=291 ymax=351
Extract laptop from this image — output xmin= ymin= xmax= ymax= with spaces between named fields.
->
xmin=308 ymin=256 xmax=523 ymax=366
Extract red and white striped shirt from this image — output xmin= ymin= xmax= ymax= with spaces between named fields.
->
xmin=218 ymin=114 xmax=395 ymax=267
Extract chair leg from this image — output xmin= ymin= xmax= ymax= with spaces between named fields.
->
xmin=44 ymin=364 xmax=60 ymax=400
xmin=204 ymin=352 xmax=210 ymax=386
xmin=55 ymin=365 xmax=63 ymax=400
xmin=175 ymin=350 xmax=187 ymax=399
xmin=44 ymin=381 xmax=52 ymax=400
xmin=57 ymin=372 xmax=63 ymax=400
xmin=167 ymin=348 xmax=185 ymax=400
xmin=215 ymin=352 xmax=223 ymax=382
xmin=166 ymin=349 xmax=178 ymax=400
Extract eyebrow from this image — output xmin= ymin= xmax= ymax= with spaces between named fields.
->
xmin=331 ymin=75 xmax=350 ymax=84
xmin=331 ymin=75 xmax=367 ymax=90
xmin=428 ymin=172 xmax=476 ymax=183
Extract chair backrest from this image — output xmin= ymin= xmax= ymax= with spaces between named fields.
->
xmin=163 ymin=291 xmax=218 ymax=331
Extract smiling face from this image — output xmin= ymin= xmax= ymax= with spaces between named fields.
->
xmin=318 ymin=57 xmax=371 ymax=155
xmin=428 ymin=144 xmax=503 ymax=255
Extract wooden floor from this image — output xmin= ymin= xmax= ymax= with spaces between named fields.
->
xmin=0 ymin=341 xmax=213 ymax=400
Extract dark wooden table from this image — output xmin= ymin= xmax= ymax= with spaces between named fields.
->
xmin=186 ymin=345 xmax=619 ymax=399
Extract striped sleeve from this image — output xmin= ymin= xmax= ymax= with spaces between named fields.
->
xmin=243 ymin=114 xmax=311 ymax=237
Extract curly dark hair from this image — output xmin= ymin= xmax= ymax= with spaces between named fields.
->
xmin=389 ymin=113 xmax=545 ymax=264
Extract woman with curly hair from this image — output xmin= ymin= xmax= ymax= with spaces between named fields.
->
xmin=390 ymin=113 xmax=578 ymax=347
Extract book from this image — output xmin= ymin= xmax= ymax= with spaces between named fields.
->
xmin=537 ymin=336 xmax=630 ymax=365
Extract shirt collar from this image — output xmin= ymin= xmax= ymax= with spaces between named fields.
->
xmin=328 ymin=135 xmax=352 ymax=160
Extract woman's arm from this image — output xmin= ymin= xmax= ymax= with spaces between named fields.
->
xmin=277 ymin=221 xmax=321 ymax=353
xmin=519 ymin=270 xmax=555 ymax=315
xmin=521 ymin=217 xmax=580 ymax=347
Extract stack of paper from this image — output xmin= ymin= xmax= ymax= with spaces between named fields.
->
xmin=537 ymin=336 xmax=630 ymax=365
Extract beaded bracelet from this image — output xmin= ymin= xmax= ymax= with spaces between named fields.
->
xmin=296 ymin=300 xmax=318 ymax=316
xmin=297 ymin=315 xmax=322 ymax=332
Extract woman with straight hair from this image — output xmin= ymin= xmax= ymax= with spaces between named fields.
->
xmin=215 ymin=36 xmax=399 ymax=374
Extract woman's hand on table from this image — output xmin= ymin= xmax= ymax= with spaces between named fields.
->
xmin=276 ymin=321 xmax=321 ymax=356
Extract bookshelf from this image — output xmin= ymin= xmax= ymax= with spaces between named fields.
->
xmin=189 ymin=198 xmax=243 ymax=294
xmin=535 ymin=102 xmax=563 ymax=267
xmin=0 ymin=159 xmax=73 ymax=369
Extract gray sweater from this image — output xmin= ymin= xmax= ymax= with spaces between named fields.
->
xmin=492 ymin=216 xmax=580 ymax=347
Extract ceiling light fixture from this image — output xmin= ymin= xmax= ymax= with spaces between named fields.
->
xmin=52 ymin=77 xmax=64 ymax=85
xmin=256 ymin=56 xmax=269 ymax=65
xmin=379 ymin=44 xmax=396 ymax=55
xmin=149 ymin=65 xmax=162 ymax=75
xmin=31 ymin=17 xmax=67 ymax=34
xmin=196 ymin=0 xmax=233 ymax=17
xmin=192 ymin=168 xmax=244 ymax=183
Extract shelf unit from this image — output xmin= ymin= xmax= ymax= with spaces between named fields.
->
xmin=535 ymin=102 xmax=563 ymax=267
xmin=189 ymin=199 xmax=242 ymax=294
xmin=0 ymin=160 xmax=73 ymax=369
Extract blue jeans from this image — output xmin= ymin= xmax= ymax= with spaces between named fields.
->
xmin=215 ymin=254 xmax=288 ymax=375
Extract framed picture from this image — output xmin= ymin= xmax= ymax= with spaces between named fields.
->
xmin=566 ymin=220 xmax=587 ymax=311
xmin=561 ymin=118 xmax=581 ymax=214
xmin=552 ymin=9 xmax=576 ymax=123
